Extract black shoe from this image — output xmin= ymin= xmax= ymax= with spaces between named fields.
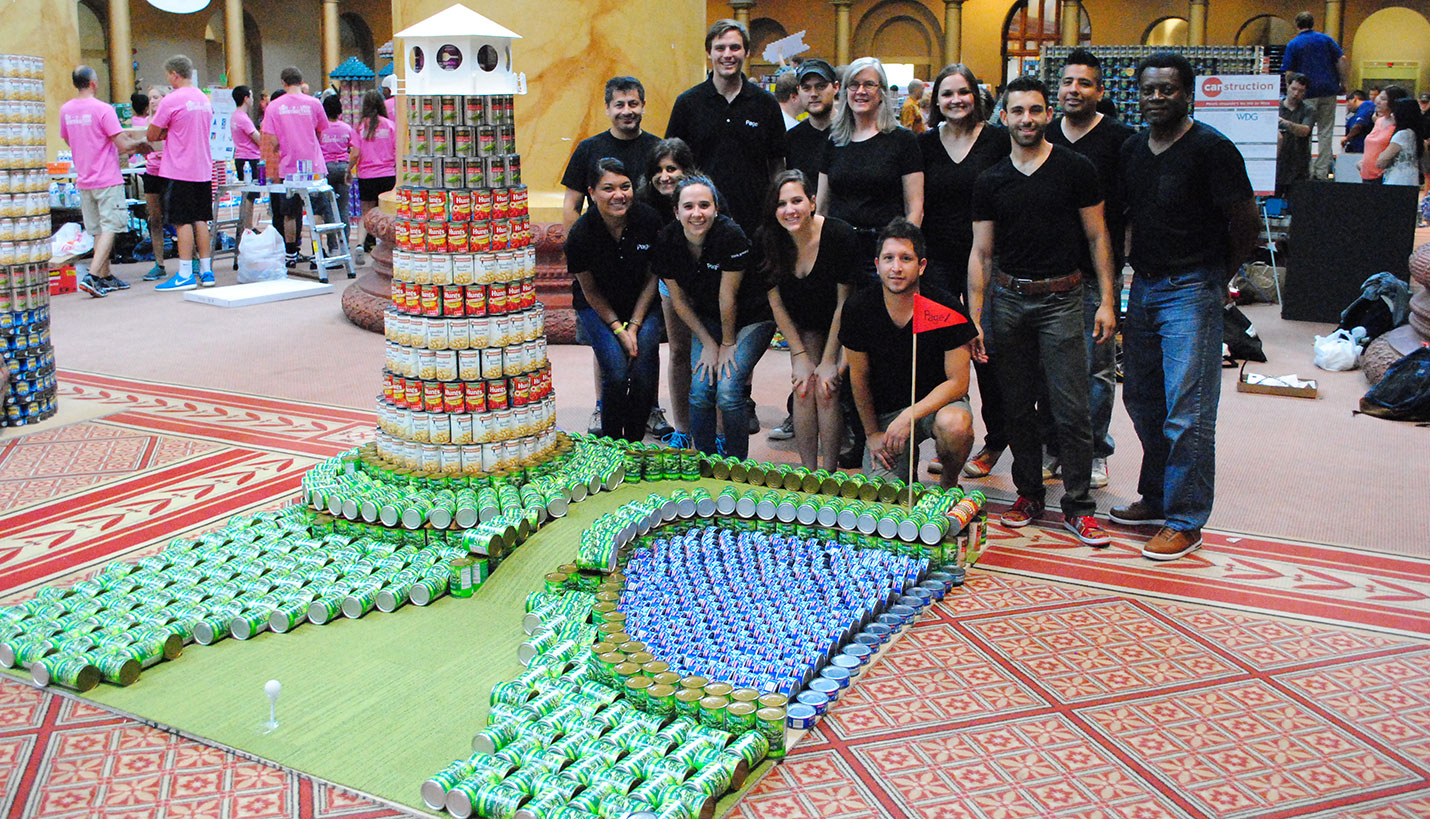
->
xmin=100 ymin=275 xmax=130 ymax=291
xmin=746 ymin=398 xmax=759 ymax=434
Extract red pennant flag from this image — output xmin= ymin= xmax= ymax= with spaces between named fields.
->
xmin=913 ymin=294 xmax=967 ymax=333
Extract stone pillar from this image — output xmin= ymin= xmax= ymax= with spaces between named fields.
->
xmin=729 ymin=0 xmax=754 ymax=30
xmin=1324 ymin=0 xmax=1342 ymax=41
xmin=833 ymin=0 xmax=853 ymax=67
xmin=943 ymin=0 xmax=963 ymax=66
xmin=224 ymin=0 xmax=246 ymax=87
xmin=1188 ymin=0 xmax=1207 ymax=46
xmin=1060 ymin=1 xmax=1079 ymax=47
xmin=108 ymin=0 xmax=132 ymax=101
xmin=323 ymin=0 xmax=341 ymax=81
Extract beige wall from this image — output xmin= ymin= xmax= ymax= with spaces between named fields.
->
xmin=392 ymin=0 xmax=708 ymax=201
xmin=0 ymin=0 xmax=82 ymax=161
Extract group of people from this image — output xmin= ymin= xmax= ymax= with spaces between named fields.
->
xmin=560 ymin=18 xmax=1259 ymax=562
xmin=60 ymin=60 xmax=399 ymax=297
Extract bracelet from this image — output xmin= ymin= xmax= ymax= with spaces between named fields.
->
xmin=721 ymin=342 xmax=735 ymax=347
xmin=629 ymin=320 xmax=641 ymax=328
xmin=792 ymin=350 xmax=808 ymax=357
xmin=609 ymin=320 xmax=621 ymax=330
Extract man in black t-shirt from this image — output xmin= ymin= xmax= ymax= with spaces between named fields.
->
xmin=1114 ymin=53 xmax=1258 ymax=562
xmin=841 ymin=220 xmax=976 ymax=489
xmin=968 ymin=76 xmax=1116 ymax=547
xmin=561 ymin=76 xmax=661 ymax=230
xmin=785 ymin=59 xmax=838 ymax=194
xmin=1043 ymin=49 xmax=1137 ymax=490
xmin=666 ymin=19 xmax=786 ymax=235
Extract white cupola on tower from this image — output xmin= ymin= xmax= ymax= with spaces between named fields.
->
xmin=395 ymin=4 xmax=525 ymax=96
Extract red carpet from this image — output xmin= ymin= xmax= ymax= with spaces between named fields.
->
xmin=0 ymin=372 xmax=1425 ymax=818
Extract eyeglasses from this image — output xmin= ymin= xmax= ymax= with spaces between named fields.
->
xmin=847 ymin=81 xmax=882 ymax=92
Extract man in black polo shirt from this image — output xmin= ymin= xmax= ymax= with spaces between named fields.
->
xmin=561 ymin=76 xmax=661 ymax=230
xmin=968 ymin=75 xmax=1116 ymax=547
xmin=785 ymin=59 xmax=838 ymax=193
xmin=1043 ymin=48 xmax=1136 ymax=490
xmin=666 ymin=19 xmax=786 ymax=235
xmin=841 ymin=219 xmax=976 ymax=489
xmin=1114 ymin=52 xmax=1258 ymax=561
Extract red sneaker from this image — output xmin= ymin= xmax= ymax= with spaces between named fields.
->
xmin=1064 ymin=515 xmax=1112 ymax=547
xmin=1001 ymin=496 xmax=1044 ymax=528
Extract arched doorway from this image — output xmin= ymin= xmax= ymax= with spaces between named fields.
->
xmin=854 ymin=0 xmax=941 ymax=84
xmin=1235 ymin=14 xmax=1295 ymax=48
xmin=76 ymin=0 xmax=110 ymax=102
xmin=339 ymin=12 xmax=376 ymax=72
xmin=748 ymin=18 xmax=788 ymax=77
xmin=1003 ymin=1 xmax=1090 ymax=84
xmin=1350 ymin=7 xmax=1430 ymax=96
xmin=1143 ymin=17 xmax=1189 ymax=47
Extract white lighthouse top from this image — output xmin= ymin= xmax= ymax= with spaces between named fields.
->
xmin=395 ymin=5 xmax=522 ymax=40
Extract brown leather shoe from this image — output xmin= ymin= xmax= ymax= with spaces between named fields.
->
xmin=1109 ymin=500 xmax=1166 ymax=527
xmin=1141 ymin=527 xmax=1203 ymax=561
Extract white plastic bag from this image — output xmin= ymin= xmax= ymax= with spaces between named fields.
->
xmin=50 ymin=222 xmax=93 ymax=259
xmin=1313 ymin=329 xmax=1360 ymax=371
xmin=236 ymin=226 xmax=286 ymax=283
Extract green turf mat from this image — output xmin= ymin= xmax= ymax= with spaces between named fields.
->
xmin=58 ymin=477 xmax=768 ymax=814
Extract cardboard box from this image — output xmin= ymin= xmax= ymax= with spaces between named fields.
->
xmin=1237 ymin=363 xmax=1318 ymax=399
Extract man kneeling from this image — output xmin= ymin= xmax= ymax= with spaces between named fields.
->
xmin=842 ymin=219 xmax=976 ymax=488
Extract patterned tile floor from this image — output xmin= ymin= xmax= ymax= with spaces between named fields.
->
xmin=0 ymin=371 xmax=1426 ymax=818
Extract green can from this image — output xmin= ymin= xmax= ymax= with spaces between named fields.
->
xmin=409 ymin=573 xmax=448 ymax=606
xmin=229 ymin=610 xmax=269 ymax=641
xmin=31 ymin=654 xmax=101 ymax=691
xmin=92 ymin=651 xmax=141 ymax=686
xmin=449 ymin=558 xmax=477 ymax=598
xmin=646 ymin=683 xmax=676 ymax=719
xmin=756 ymin=706 xmax=786 ymax=757
xmin=697 ymin=695 xmax=727 ymax=730
xmin=726 ymin=729 xmax=770 ymax=768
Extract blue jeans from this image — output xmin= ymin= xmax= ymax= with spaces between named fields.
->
xmin=577 ymin=307 xmax=664 ymax=442
xmin=689 ymin=319 xmax=775 ymax=458
xmin=1121 ymin=270 xmax=1223 ymax=531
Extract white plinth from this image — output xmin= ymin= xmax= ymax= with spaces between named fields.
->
xmin=183 ymin=279 xmax=335 ymax=307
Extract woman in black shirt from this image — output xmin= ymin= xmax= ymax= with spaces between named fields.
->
xmin=758 ymin=171 xmax=858 ymax=470
xmin=566 ymin=158 xmax=664 ymax=441
xmin=655 ymin=177 xmax=775 ymax=458
xmin=817 ymin=56 xmax=924 ymax=276
xmin=918 ymin=63 xmax=1011 ymax=479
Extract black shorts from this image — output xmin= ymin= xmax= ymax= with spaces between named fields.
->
xmin=165 ymin=179 xmax=214 ymax=224
xmin=142 ymin=173 xmax=169 ymax=196
xmin=357 ymin=175 xmax=396 ymax=203
xmin=234 ymin=157 xmax=262 ymax=185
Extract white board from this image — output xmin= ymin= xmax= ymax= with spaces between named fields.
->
xmin=762 ymin=32 xmax=809 ymax=65
xmin=1192 ymin=75 xmax=1280 ymax=197
xmin=209 ymin=88 xmax=237 ymax=162
xmin=183 ymin=278 xmax=334 ymax=307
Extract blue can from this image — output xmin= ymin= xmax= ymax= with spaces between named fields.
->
xmin=819 ymin=665 xmax=851 ymax=689
xmin=796 ymin=689 xmax=829 ymax=715
xmin=786 ymin=703 xmax=818 ymax=730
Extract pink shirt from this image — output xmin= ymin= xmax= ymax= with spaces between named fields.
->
xmin=60 ymin=97 xmax=123 ymax=190
xmin=1360 ymin=116 xmax=1394 ymax=181
xmin=261 ymin=92 xmax=328 ymax=177
xmin=131 ymin=115 xmax=162 ymax=176
xmin=151 ymin=85 xmax=213 ymax=183
xmin=231 ymin=108 xmax=261 ymax=160
xmin=354 ymin=117 xmax=397 ymax=179
xmin=385 ymin=96 xmax=397 ymax=121
xmin=320 ymin=119 xmax=355 ymax=164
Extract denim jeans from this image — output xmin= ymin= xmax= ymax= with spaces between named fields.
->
xmin=989 ymin=284 xmax=1095 ymax=517
xmin=577 ymin=307 xmax=664 ymax=442
xmin=689 ymin=319 xmax=775 ymax=458
xmin=1041 ymin=279 xmax=1118 ymax=459
xmin=1121 ymin=269 xmax=1223 ymax=531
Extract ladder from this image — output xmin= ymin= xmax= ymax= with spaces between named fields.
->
xmin=209 ymin=162 xmax=243 ymax=271
xmin=290 ymin=182 xmax=355 ymax=283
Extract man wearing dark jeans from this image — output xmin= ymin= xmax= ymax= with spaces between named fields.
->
xmin=260 ymin=67 xmax=333 ymax=267
xmin=1041 ymin=48 xmax=1135 ymax=489
xmin=967 ymin=75 xmax=1117 ymax=547
xmin=1115 ymin=52 xmax=1258 ymax=561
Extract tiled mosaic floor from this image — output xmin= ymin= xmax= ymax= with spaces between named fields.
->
xmin=0 ymin=371 xmax=1425 ymax=818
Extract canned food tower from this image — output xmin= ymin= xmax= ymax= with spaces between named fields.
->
xmin=0 ymin=53 xmax=57 ymax=427
xmin=378 ymin=5 xmax=555 ymax=479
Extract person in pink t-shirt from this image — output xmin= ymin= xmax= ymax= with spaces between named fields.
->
xmin=351 ymin=89 xmax=398 ymax=252
xmin=148 ymin=54 xmax=215 ymax=291
xmin=230 ymin=86 xmax=264 ymax=233
xmin=261 ymin=66 xmax=333 ymax=264
xmin=319 ymin=94 xmax=357 ymax=229
xmin=60 ymin=65 xmax=149 ymax=296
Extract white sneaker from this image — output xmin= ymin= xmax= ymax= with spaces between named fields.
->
xmin=1090 ymin=457 xmax=1109 ymax=489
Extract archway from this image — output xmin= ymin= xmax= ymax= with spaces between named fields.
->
xmin=748 ymin=18 xmax=788 ymax=76
xmin=340 ymin=12 xmax=376 ymax=72
xmin=1002 ymin=1 xmax=1090 ymax=84
xmin=205 ymin=10 xmax=226 ymax=86
xmin=76 ymin=0 xmax=110 ymax=102
xmin=1143 ymin=17 xmax=1189 ymax=47
xmin=854 ymin=0 xmax=941 ymax=83
xmin=1235 ymin=14 xmax=1295 ymax=48
xmin=1350 ymin=7 xmax=1430 ymax=96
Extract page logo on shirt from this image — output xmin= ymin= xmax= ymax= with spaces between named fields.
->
xmin=745 ymin=120 xmax=759 ymax=128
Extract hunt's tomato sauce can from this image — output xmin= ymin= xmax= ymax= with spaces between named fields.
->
xmin=464 ymin=284 xmax=486 ymax=316
xmin=465 ymin=382 xmax=486 ymax=413
xmin=451 ymin=191 xmax=472 ymax=222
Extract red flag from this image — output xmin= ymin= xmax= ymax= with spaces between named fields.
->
xmin=913 ymin=294 xmax=967 ymax=333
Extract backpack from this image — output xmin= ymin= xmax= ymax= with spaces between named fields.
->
xmin=1358 ymin=347 xmax=1430 ymax=422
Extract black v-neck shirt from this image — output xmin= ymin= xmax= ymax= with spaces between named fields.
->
xmin=971 ymin=144 xmax=1101 ymax=280
xmin=918 ymin=123 xmax=1010 ymax=267
xmin=766 ymin=216 xmax=861 ymax=331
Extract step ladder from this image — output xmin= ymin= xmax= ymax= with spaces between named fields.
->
xmin=292 ymin=183 xmax=355 ymax=283
xmin=209 ymin=162 xmax=243 ymax=270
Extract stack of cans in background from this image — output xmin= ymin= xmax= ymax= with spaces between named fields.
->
xmin=377 ymin=91 xmax=552 ymax=477
xmin=0 ymin=53 xmax=56 ymax=427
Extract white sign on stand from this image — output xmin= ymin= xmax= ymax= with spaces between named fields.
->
xmin=209 ymin=88 xmax=237 ymax=162
xmin=1192 ymin=75 xmax=1280 ymax=196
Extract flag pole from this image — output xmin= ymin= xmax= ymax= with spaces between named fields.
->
xmin=908 ymin=331 xmax=917 ymax=508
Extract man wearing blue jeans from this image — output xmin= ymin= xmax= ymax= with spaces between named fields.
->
xmin=1115 ymin=53 xmax=1259 ymax=560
